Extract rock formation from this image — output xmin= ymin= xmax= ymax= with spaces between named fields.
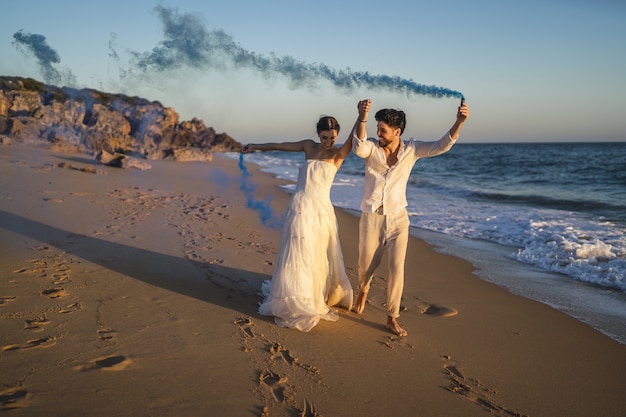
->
xmin=0 ymin=76 xmax=242 ymax=165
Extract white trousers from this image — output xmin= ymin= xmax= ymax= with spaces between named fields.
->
xmin=357 ymin=209 xmax=410 ymax=318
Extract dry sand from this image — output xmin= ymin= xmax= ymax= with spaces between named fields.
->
xmin=1 ymin=145 xmax=624 ymax=417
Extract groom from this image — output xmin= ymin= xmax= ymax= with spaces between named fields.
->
xmin=351 ymin=98 xmax=469 ymax=336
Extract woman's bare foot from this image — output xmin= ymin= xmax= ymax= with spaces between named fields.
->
xmin=386 ymin=316 xmax=408 ymax=337
xmin=352 ymin=291 xmax=368 ymax=314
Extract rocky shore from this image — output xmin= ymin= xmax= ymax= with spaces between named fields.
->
xmin=0 ymin=76 xmax=241 ymax=165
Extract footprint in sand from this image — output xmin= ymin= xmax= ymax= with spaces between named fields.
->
xmin=41 ymin=288 xmax=68 ymax=298
xmin=0 ymin=387 xmax=30 ymax=411
xmin=234 ymin=317 xmax=256 ymax=338
xmin=24 ymin=318 xmax=51 ymax=332
xmin=233 ymin=317 xmax=321 ymax=377
xmin=2 ymin=337 xmax=57 ymax=351
xmin=441 ymin=355 xmax=528 ymax=417
xmin=258 ymin=369 xmax=321 ymax=416
xmin=0 ymin=296 xmax=16 ymax=306
xmin=92 ymin=355 xmax=131 ymax=370
xmin=299 ymin=400 xmax=321 ymax=417
xmin=421 ymin=304 xmax=458 ymax=317
xmin=52 ymin=273 xmax=71 ymax=285
xmin=269 ymin=343 xmax=322 ymax=380
xmin=259 ymin=368 xmax=288 ymax=403
xmin=59 ymin=302 xmax=82 ymax=314
xmin=269 ymin=342 xmax=298 ymax=366
xmin=411 ymin=296 xmax=458 ymax=317
xmin=380 ymin=335 xmax=414 ymax=350
xmin=96 ymin=328 xmax=116 ymax=343
xmin=53 ymin=263 xmax=72 ymax=273
xmin=234 ymin=317 xmax=257 ymax=353
xmin=234 ymin=316 xmax=324 ymax=415
xmin=75 ymin=355 xmax=132 ymax=372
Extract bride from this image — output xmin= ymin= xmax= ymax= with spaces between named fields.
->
xmin=241 ymin=99 xmax=371 ymax=331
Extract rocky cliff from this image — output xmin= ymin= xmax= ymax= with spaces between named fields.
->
xmin=0 ymin=76 xmax=242 ymax=162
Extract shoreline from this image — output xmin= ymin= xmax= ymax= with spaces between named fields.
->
xmin=1 ymin=145 xmax=624 ymax=416
xmin=409 ymin=226 xmax=626 ymax=346
xmin=232 ymin=153 xmax=626 ymax=346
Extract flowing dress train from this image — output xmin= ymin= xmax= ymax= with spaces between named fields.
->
xmin=258 ymin=160 xmax=353 ymax=331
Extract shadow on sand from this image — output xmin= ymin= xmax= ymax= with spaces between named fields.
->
xmin=0 ymin=209 xmax=267 ymax=319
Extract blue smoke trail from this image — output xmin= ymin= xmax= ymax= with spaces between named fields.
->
xmin=237 ymin=154 xmax=283 ymax=229
xmin=12 ymin=30 xmax=77 ymax=87
xmin=12 ymin=30 xmax=61 ymax=85
xmin=208 ymin=157 xmax=282 ymax=229
xmin=129 ymin=5 xmax=463 ymax=99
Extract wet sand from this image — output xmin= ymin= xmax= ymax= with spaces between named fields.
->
xmin=1 ymin=145 xmax=624 ymax=417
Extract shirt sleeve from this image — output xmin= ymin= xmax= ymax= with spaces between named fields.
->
xmin=352 ymin=129 xmax=374 ymax=158
xmin=409 ymin=132 xmax=457 ymax=158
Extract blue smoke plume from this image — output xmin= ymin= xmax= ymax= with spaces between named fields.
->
xmin=12 ymin=30 xmax=76 ymax=87
xmin=12 ymin=30 xmax=61 ymax=85
xmin=209 ymin=157 xmax=283 ymax=229
xmin=237 ymin=154 xmax=283 ymax=229
xmin=130 ymin=5 xmax=463 ymax=99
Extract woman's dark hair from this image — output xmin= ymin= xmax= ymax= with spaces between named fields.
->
xmin=317 ymin=116 xmax=340 ymax=134
xmin=375 ymin=109 xmax=406 ymax=134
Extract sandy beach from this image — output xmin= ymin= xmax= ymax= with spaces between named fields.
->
xmin=1 ymin=144 xmax=624 ymax=417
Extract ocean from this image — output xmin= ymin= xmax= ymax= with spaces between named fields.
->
xmin=224 ymin=141 xmax=626 ymax=344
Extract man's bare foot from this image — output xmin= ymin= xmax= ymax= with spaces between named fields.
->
xmin=386 ymin=316 xmax=408 ymax=337
xmin=352 ymin=291 xmax=368 ymax=314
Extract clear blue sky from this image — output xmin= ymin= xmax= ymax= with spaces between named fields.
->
xmin=1 ymin=0 xmax=625 ymax=143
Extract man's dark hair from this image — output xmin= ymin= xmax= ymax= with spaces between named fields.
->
xmin=375 ymin=109 xmax=406 ymax=134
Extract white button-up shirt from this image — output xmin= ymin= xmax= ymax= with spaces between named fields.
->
xmin=352 ymin=130 xmax=457 ymax=214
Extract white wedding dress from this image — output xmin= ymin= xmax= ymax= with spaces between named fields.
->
xmin=258 ymin=160 xmax=353 ymax=331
